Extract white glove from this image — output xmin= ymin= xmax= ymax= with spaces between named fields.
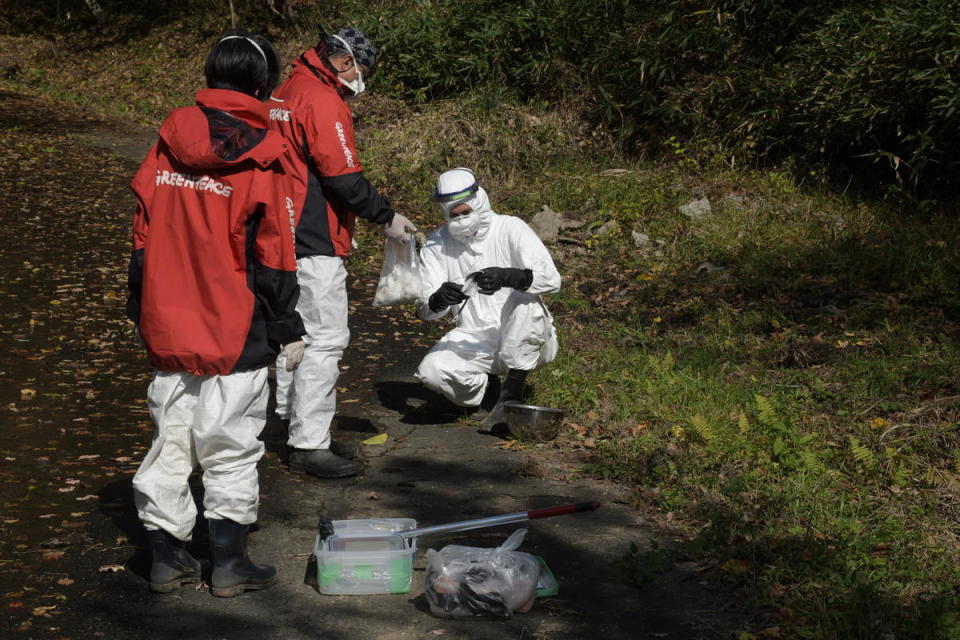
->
xmin=282 ymin=340 xmax=305 ymax=371
xmin=383 ymin=212 xmax=417 ymax=242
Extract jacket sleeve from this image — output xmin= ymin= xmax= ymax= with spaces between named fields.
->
xmin=252 ymin=171 xmax=306 ymax=346
xmin=126 ymin=143 xmax=159 ymax=324
xmin=321 ymin=171 xmax=395 ymax=224
xmin=416 ymin=234 xmax=452 ymax=322
xmin=507 ymin=218 xmax=561 ymax=295
xmin=302 ymin=98 xmax=395 ymax=224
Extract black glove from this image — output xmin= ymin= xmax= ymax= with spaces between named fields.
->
xmin=468 ymin=267 xmax=534 ymax=295
xmin=428 ymin=281 xmax=468 ymax=312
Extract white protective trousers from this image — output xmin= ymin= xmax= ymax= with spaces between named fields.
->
xmin=416 ymin=291 xmax=558 ymax=407
xmin=132 ymin=368 xmax=269 ymax=542
xmin=275 ymin=255 xmax=350 ymax=450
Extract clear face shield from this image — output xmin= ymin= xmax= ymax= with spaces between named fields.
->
xmin=331 ymin=34 xmax=365 ymax=96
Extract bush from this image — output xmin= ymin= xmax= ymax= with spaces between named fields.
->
xmin=5 ymin=0 xmax=959 ymax=194
xmin=341 ymin=0 xmax=960 ymax=197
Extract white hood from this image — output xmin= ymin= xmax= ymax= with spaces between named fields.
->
xmin=434 ymin=168 xmax=493 ymax=248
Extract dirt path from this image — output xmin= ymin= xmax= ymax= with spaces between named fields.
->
xmin=0 ymin=88 xmax=742 ymax=639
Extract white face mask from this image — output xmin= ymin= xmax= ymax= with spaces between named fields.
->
xmin=331 ymin=35 xmax=365 ymax=96
xmin=448 ymin=212 xmax=482 ymax=239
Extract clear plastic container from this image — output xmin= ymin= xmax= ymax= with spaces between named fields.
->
xmin=314 ymin=518 xmax=417 ymax=595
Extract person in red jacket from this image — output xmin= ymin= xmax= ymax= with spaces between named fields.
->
xmin=126 ymin=30 xmax=306 ymax=597
xmin=269 ymin=27 xmax=416 ymax=478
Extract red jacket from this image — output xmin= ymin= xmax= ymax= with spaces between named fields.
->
xmin=269 ymin=45 xmax=395 ymax=258
xmin=127 ymin=89 xmax=305 ymax=375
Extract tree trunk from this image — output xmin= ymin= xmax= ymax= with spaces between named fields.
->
xmin=83 ymin=0 xmax=103 ymax=16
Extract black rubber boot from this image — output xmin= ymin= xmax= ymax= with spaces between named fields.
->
xmin=288 ymin=448 xmax=361 ymax=478
xmin=208 ymin=518 xmax=278 ymax=597
xmin=478 ymin=369 xmax=528 ymax=434
xmin=147 ymin=529 xmax=201 ymax=593
xmin=280 ymin=419 xmax=358 ymax=459
xmin=329 ymin=439 xmax=359 ymax=459
xmin=480 ymin=374 xmax=502 ymax=412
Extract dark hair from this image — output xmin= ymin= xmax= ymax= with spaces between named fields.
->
xmin=204 ymin=29 xmax=281 ymax=100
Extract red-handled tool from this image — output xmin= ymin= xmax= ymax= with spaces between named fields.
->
xmin=397 ymin=501 xmax=601 ymax=540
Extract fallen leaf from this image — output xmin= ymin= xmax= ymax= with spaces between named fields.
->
xmin=721 ymin=558 xmax=752 ymax=574
xmin=56 ymin=578 xmax=74 ymax=586
xmin=361 ymin=433 xmax=388 ymax=445
xmin=366 ymin=492 xmax=380 ymax=500
xmin=32 ymin=605 xmax=57 ymax=616
xmin=97 ymin=564 xmax=124 ymax=573
xmin=20 ymin=388 xmax=36 ymax=400
xmin=583 ymin=437 xmax=597 ymax=449
xmin=42 ymin=551 xmax=65 ymax=561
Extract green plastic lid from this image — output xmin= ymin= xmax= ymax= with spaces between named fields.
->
xmin=533 ymin=555 xmax=559 ymax=598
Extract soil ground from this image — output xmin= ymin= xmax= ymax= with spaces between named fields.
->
xmin=0 ymin=89 xmax=742 ymax=640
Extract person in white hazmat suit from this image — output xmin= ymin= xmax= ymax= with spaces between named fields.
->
xmin=416 ymin=168 xmax=560 ymax=433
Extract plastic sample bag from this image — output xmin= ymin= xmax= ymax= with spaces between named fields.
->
xmin=373 ymin=235 xmax=422 ymax=307
xmin=425 ymin=529 xmax=541 ymax=619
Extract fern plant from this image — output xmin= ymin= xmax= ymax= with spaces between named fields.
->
xmin=848 ymin=435 xmax=877 ymax=471
xmin=753 ymin=394 xmax=822 ymax=474
xmin=689 ymin=413 xmax=717 ymax=444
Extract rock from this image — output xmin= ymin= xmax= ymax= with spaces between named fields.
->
xmin=695 ymin=262 xmax=726 ymax=275
xmin=530 ymin=205 xmax=563 ymax=243
xmin=719 ymin=192 xmax=746 ymax=211
xmin=680 ymin=197 xmax=711 ymax=221
xmin=558 ymin=216 xmax=586 ymax=230
xmin=595 ymin=220 xmax=619 ymax=237
xmin=531 ymin=205 xmax=587 ymax=242
xmin=632 ymin=231 xmax=652 ymax=248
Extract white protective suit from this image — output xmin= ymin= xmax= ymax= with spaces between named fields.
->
xmin=274 ymin=255 xmax=350 ymax=450
xmin=132 ymin=368 xmax=269 ymax=541
xmin=416 ymin=177 xmax=560 ymax=408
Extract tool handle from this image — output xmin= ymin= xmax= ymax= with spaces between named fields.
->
xmin=527 ymin=501 xmax=601 ymax=520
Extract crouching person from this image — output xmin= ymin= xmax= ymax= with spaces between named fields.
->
xmin=416 ymin=168 xmax=560 ymax=434
xmin=126 ymin=32 xmax=305 ymax=596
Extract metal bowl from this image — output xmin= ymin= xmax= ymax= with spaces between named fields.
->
xmin=503 ymin=403 xmax=566 ymax=441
